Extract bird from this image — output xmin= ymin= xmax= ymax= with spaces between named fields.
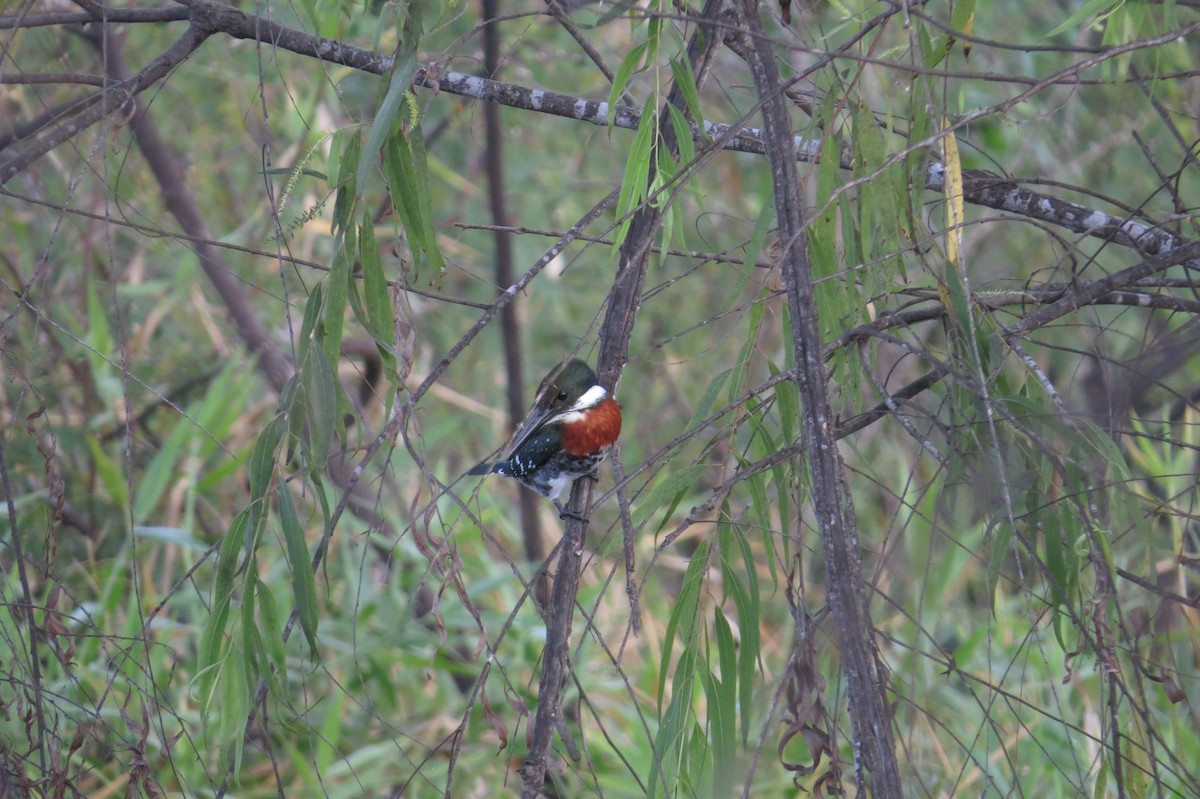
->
xmin=469 ymin=359 xmax=622 ymax=511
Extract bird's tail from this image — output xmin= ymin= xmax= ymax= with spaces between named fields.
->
xmin=467 ymin=460 xmax=497 ymax=476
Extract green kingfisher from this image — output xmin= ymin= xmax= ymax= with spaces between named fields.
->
xmin=469 ymin=359 xmax=622 ymax=506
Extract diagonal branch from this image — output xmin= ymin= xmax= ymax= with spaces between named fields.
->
xmin=1004 ymin=240 xmax=1200 ymax=339
xmin=0 ymin=21 xmax=209 ymax=184
xmin=79 ymin=23 xmax=293 ymax=394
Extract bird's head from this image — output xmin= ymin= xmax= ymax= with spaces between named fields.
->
xmin=533 ymin=359 xmax=605 ymax=416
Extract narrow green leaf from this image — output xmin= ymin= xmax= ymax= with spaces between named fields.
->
xmin=612 ymin=98 xmax=657 ymax=251
xmin=197 ymin=509 xmax=249 ymax=711
xmin=308 ymin=345 xmax=340 ymax=468
xmin=248 ymin=414 xmax=286 ymax=551
xmin=403 ymin=128 xmax=444 ymax=277
xmin=278 ymin=484 xmax=320 ymax=655
xmin=772 ymin=362 xmax=799 ymax=448
xmin=249 ymin=415 xmax=285 ymax=506
xmin=1043 ymin=514 xmax=1068 ymax=609
xmin=668 ymin=57 xmax=705 ymax=135
xmin=356 ymin=50 xmax=419 ymax=191
xmin=297 ymin=282 xmax=324 ymax=349
xmin=718 ymin=521 xmax=760 ymax=747
xmin=607 ymin=42 xmax=648 ymax=122
xmin=658 ymin=539 xmax=709 ymax=713
xmin=327 ymin=129 xmax=345 ymax=189
xmin=214 ymin=510 xmax=249 ymax=604
xmin=309 ymin=471 xmax=334 ymax=558
xmin=324 ymin=225 xmax=354 ymax=367
xmin=358 ymin=214 xmax=395 ymax=346
xmin=919 ymin=25 xmax=945 ymax=69
xmin=688 ymin=368 xmax=732 ymax=432
xmin=381 ymin=123 xmax=446 ymax=279
xmin=809 ymin=104 xmax=840 ymax=288
xmin=651 ymin=645 xmax=697 ymax=799
xmin=255 ymin=575 xmax=287 ymax=677
xmin=654 ymin=102 xmax=690 ymax=265
xmin=697 ymin=667 xmax=722 ymax=788
xmin=196 ymin=597 xmax=230 ymax=718
xmin=215 ymin=640 xmax=250 ymax=779
xmin=710 ymin=608 xmax=737 ymax=796
xmin=950 ymin=0 xmax=976 ymax=42
xmin=330 ymin=133 xmax=361 ymax=239
xmin=666 ymin=102 xmax=696 ymax=186
xmin=241 ymin=575 xmax=261 ymax=693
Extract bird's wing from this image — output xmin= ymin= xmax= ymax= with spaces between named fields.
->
xmin=498 ymin=426 xmax=561 ymax=477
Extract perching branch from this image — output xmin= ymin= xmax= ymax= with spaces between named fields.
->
xmin=521 ymin=0 xmax=736 ymax=792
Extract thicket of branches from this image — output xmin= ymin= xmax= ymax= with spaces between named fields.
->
xmin=2 ymin=0 xmax=1200 ymax=796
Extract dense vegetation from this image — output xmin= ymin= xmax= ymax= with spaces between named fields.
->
xmin=2 ymin=0 xmax=1199 ymax=796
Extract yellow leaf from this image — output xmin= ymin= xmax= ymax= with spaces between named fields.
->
xmin=943 ymin=116 xmax=965 ymax=271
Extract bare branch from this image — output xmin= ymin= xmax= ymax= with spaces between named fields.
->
xmin=0 ymin=5 xmax=189 ymax=29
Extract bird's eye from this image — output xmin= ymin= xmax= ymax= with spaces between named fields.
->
xmin=556 ymin=390 xmax=568 ymax=401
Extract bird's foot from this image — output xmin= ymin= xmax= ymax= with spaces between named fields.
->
xmin=553 ymin=501 xmax=589 ymax=523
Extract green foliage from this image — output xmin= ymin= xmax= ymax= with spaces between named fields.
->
xmin=4 ymin=0 xmax=1200 ymax=796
